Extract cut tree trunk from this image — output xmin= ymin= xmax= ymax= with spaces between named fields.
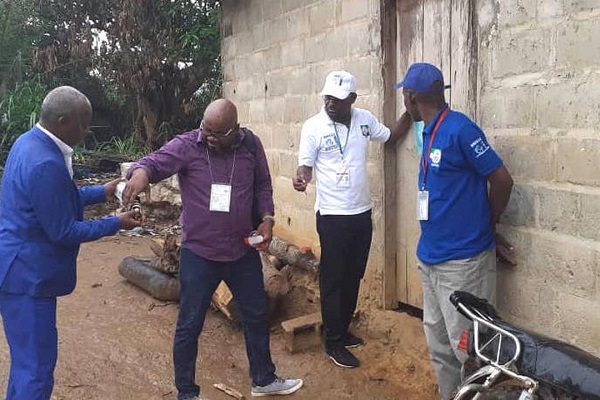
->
xmin=210 ymin=252 xmax=290 ymax=320
xmin=268 ymin=237 xmax=319 ymax=274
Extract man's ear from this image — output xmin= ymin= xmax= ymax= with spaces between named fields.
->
xmin=348 ymin=93 xmax=358 ymax=104
xmin=57 ymin=115 xmax=68 ymax=126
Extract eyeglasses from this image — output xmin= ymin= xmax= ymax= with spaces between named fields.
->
xmin=200 ymin=120 xmax=237 ymax=138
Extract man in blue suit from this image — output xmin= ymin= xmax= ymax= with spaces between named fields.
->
xmin=0 ymin=86 xmax=141 ymax=399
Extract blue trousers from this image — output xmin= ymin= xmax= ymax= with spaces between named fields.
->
xmin=174 ymin=247 xmax=276 ymax=399
xmin=0 ymin=292 xmax=57 ymax=400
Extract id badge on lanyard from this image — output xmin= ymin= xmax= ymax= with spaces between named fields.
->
xmin=417 ymin=107 xmax=450 ymax=221
xmin=210 ymin=183 xmax=232 ymax=212
xmin=417 ymin=190 xmax=429 ymax=220
xmin=336 ymin=158 xmax=350 ymax=187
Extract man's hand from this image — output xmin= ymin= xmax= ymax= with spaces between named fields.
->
xmin=122 ymin=168 xmax=150 ymax=206
xmin=496 ymin=233 xmax=517 ymax=266
xmin=292 ymin=176 xmax=308 ymax=192
xmin=254 ymin=220 xmax=274 ymax=251
xmin=293 ymin=166 xmax=312 ymax=192
xmin=117 ymin=210 xmax=143 ymax=230
xmin=104 ymin=178 xmax=125 ymax=203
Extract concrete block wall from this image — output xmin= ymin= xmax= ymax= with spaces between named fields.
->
xmin=477 ymin=0 xmax=600 ymax=354
xmin=220 ymin=0 xmax=388 ymax=307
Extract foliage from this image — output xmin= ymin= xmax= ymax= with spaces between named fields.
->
xmin=0 ymin=79 xmax=48 ymax=162
xmin=0 ymin=0 xmax=41 ymax=93
xmin=33 ymin=0 xmax=222 ymax=148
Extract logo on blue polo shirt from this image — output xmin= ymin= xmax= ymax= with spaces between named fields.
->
xmin=470 ymin=137 xmax=490 ymax=158
xmin=430 ymin=148 xmax=442 ymax=168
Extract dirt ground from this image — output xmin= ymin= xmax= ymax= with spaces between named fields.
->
xmin=0 ymin=236 xmax=439 ymax=400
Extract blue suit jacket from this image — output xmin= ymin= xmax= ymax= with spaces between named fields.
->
xmin=0 ymin=126 xmax=121 ymax=297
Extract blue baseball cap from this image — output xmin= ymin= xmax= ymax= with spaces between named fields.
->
xmin=394 ymin=63 xmax=451 ymax=93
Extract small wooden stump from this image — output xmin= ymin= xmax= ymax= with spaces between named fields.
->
xmin=281 ymin=312 xmax=323 ymax=354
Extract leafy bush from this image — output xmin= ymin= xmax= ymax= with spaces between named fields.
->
xmin=0 ymin=79 xmax=48 ymax=163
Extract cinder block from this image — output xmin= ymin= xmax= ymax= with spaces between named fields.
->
xmin=565 ymin=0 xmax=600 ymax=13
xmin=284 ymin=9 xmax=311 ymax=40
xmin=536 ymin=185 xmax=580 ymax=237
xmin=501 ymin=183 xmax=536 ymax=228
xmin=279 ymin=151 xmax=298 ymax=177
xmin=577 ymin=191 xmax=600 ymax=241
xmin=553 ymin=291 xmax=600 ymax=356
xmin=535 ymin=77 xmax=600 ymax=130
xmin=266 ymin=70 xmax=288 ymax=97
xmin=497 ymin=0 xmax=537 ymax=27
xmin=348 ymin=60 xmax=374 ymax=93
xmin=263 ymin=45 xmax=283 ymax=72
xmin=556 ymin=138 xmax=600 ymax=187
xmin=304 ymin=34 xmax=329 ymax=64
xmin=491 ymin=29 xmax=553 ymax=77
xmin=537 ymin=0 xmax=564 ymax=19
xmin=281 ymin=312 xmax=323 ymax=354
xmin=265 ymin=97 xmax=285 ymax=124
xmin=284 ymin=96 xmax=306 ymax=124
xmin=492 ymin=136 xmax=557 ymax=181
xmin=287 ymin=68 xmax=312 ymax=96
xmin=556 ymin=19 xmax=600 ymax=69
xmin=281 ymin=39 xmax=304 ymax=67
xmin=309 ymin=2 xmax=336 ymax=35
xmin=328 ymin=27 xmax=351 ymax=59
xmin=506 ymin=226 xmax=598 ymax=297
xmin=260 ymin=0 xmax=283 ymax=21
xmin=479 ymin=86 xmax=536 ymax=129
xmin=248 ymin=100 xmax=267 ymax=125
xmin=340 ymin=0 xmax=371 ymax=23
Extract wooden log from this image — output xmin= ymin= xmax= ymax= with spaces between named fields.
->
xmin=146 ymin=234 xmax=180 ymax=275
xmin=148 ymin=239 xmax=164 ymax=258
xmin=211 ymin=282 xmax=237 ymax=321
xmin=260 ymin=252 xmax=290 ymax=299
xmin=267 ymin=237 xmax=319 ymax=273
xmin=211 ymin=253 xmax=291 ymax=321
xmin=119 ymin=257 xmax=180 ymax=301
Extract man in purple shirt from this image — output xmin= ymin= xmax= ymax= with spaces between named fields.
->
xmin=122 ymin=99 xmax=303 ymax=399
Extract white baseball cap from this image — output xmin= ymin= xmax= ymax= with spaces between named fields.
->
xmin=320 ymin=70 xmax=356 ymax=100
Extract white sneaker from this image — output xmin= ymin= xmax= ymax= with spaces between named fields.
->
xmin=251 ymin=377 xmax=304 ymax=396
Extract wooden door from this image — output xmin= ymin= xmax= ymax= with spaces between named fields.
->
xmin=383 ymin=0 xmax=478 ymax=309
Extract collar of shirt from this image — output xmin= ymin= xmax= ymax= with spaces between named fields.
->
xmin=319 ymin=107 xmax=354 ymax=127
xmin=423 ymin=103 xmax=450 ymax=135
xmin=36 ymin=123 xmax=74 ymax=178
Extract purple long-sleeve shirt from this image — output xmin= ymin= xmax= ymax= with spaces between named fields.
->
xmin=128 ymin=128 xmax=274 ymax=262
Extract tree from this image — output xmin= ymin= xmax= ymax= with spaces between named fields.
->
xmin=0 ymin=0 xmax=42 ymax=95
xmin=32 ymin=0 xmax=221 ymax=148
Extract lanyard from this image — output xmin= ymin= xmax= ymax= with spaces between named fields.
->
xmin=421 ymin=107 xmax=450 ymax=189
xmin=332 ymin=122 xmax=351 ymax=157
xmin=206 ymin=147 xmax=237 ymax=185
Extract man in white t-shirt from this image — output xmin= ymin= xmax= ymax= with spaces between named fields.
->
xmin=293 ymin=71 xmax=411 ymax=368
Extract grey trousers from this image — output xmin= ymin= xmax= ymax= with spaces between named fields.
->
xmin=418 ymin=249 xmax=496 ymax=400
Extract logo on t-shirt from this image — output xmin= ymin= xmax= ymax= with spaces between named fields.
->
xmin=322 ymin=134 xmax=338 ymax=152
xmin=430 ymin=148 xmax=442 ymax=168
xmin=360 ymin=124 xmax=370 ymax=137
xmin=470 ymin=137 xmax=490 ymax=158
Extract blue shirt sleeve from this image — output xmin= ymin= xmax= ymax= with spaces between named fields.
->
xmin=30 ymin=160 xmax=121 ymax=245
xmin=457 ymin=120 xmax=503 ymax=177
xmin=79 ymin=185 xmax=107 ymax=207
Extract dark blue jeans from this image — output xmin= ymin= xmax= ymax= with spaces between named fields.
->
xmin=174 ymin=247 xmax=276 ymax=399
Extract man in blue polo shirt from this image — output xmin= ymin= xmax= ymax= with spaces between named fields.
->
xmin=395 ymin=63 xmax=514 ymax=399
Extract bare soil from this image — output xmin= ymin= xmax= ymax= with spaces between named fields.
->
xmin=0 ymin=235 xmax=438 ymax=400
